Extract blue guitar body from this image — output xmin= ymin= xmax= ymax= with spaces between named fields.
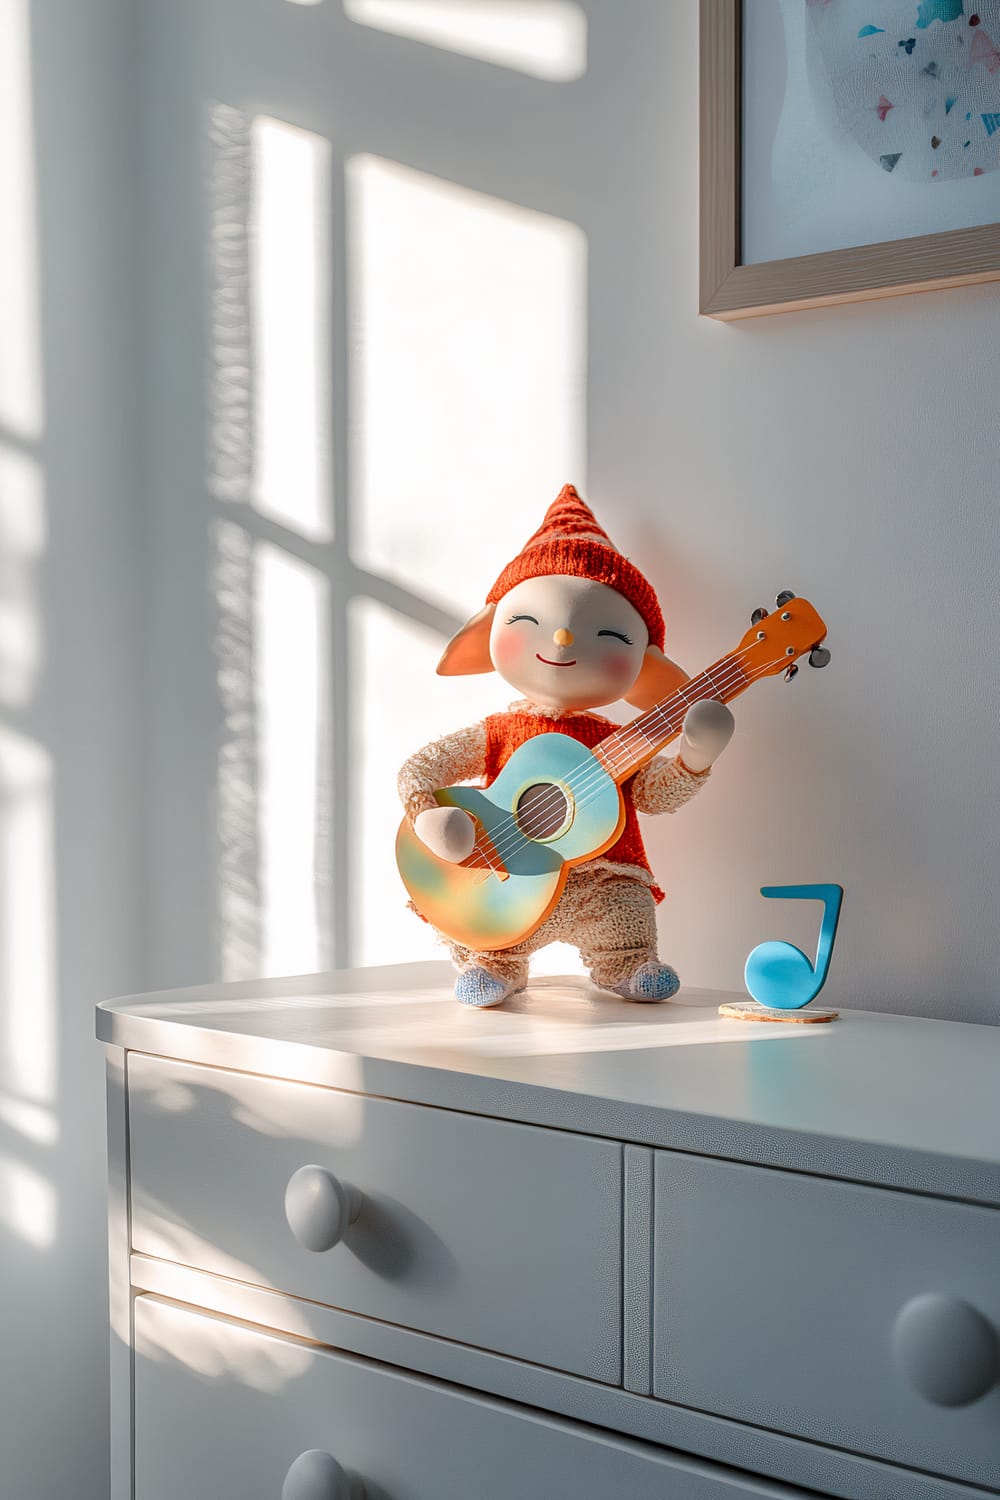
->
xmin=395 ymin=732 xmax=624 ymax=951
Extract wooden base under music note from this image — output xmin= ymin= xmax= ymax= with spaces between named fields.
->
xmin=718 ymin=1001 xmax=839 ymax=1024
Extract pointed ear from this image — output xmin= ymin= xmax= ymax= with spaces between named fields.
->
xmin=436 ymin=604 xmax=496 ymax=676
xmin=623 ymin=645 xmax=689 ymax=709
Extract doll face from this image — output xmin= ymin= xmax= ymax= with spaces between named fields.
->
xmin=489 ymin=575 xmax=649 ymax=710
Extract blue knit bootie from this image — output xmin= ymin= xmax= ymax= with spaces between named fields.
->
xmin=609 ymin=961 xmax=681 ymax=1003
xmin=454 ymin=967 xmax=520 ymax=1009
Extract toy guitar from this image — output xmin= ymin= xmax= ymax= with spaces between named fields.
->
xmin=396 ymin=594 xmax=828 ymax=950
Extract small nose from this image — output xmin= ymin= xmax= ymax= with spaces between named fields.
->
xmin=553 ymin=628 xmax=574 ymax=647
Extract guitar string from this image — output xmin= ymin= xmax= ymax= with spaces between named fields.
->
xmin=470 ymin=650 xmax=782 ymax=870
xmin=477 ymin=662 xmax=748 ymax=864
xmin=478 ymin=657 xmax=762 ymax=868
xmin=474 ymin=652 xmax=762 ymax=869
xmin=479 ymin=647 xmax=800 ymax=868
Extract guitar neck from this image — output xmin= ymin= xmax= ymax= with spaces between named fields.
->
xmin=594 ymin=651 xmax=751 ymax=784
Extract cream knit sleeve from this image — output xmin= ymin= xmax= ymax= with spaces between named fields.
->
xmin=397 ymin=722 xmax=489 ymax=825
xmin=630 ymin=753 xmax=711 ymax=815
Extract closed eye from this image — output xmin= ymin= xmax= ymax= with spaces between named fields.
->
xmin=598 ymin=629 xmax=633 ymax=645
xmin=506 ymin=614 xmax=539 ymax=625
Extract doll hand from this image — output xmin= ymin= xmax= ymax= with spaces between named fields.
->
xmin=414 ymin=806 xmax=477 ymax=863
xmin=677 ymin=699 xmax=734 ymax=774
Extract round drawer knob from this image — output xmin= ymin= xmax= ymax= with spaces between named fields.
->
xmin=892 ymin=1293 xmax=999 ymax=1407
xmin=284 ymin=1165 xmax=363 ymax=1253
xmin=282 ymin=1449 xmax=363 ymax=1500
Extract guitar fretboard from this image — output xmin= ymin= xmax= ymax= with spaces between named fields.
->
xmin=594 ymin=653 xmax=749 ymax=784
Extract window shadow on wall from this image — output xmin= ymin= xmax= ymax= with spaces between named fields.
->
xmin=204 ymin=5 xmax=590 ymax=980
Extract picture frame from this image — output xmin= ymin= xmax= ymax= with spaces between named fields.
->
xmin=700 ymin=0 xmax=1000 ymax=319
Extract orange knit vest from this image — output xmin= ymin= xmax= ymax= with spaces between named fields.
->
xmin=482 ymin=708 xmax=664 ymax=903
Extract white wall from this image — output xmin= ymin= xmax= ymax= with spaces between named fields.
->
xmin=140 ymin=0 xmax=1000 ymax=1025
xmin=583 ymin=8 xmax=1000 ymax=1024
xmin=0 ymin=2 xmax=144 ymax=1498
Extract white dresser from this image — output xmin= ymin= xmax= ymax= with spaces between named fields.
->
xmin=97 ymin=962 xmax=1000 ymax=1500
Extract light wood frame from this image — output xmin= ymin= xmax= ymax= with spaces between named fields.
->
xmin=700 ymin=0 xmax=1000 ymax=319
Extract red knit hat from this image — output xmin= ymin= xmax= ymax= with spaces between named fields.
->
xmin=486 ymin=485 xmax=665 ymax=651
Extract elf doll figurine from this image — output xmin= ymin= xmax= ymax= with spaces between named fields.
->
xmin=397 ymin=485 xmax=735 ymax=1008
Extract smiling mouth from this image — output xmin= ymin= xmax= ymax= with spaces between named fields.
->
xmin=536 ymin=654 xmax=577 ymax=667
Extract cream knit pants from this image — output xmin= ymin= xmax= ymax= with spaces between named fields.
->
xmin=445 ymin=865 xmax=660 ymax=991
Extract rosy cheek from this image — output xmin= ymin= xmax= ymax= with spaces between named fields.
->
xmin=493 ymin=630 xmax=527 ymax=672
xmin=603 ymin=652 xmax=635 ymax=681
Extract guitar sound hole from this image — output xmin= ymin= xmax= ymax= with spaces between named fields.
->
xmin=514 ymin=783 xmax=570 ymax=841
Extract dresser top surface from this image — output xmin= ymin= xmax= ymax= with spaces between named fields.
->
xmin=98 ymin=961 xmax=1000 ymax=1204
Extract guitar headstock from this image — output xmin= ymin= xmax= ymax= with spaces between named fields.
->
xmin=737 ymin=594 xmax=828 ymax=678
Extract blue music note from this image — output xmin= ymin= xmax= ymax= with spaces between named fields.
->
xmin=744 ymin=884 xmax=844 ymax=1010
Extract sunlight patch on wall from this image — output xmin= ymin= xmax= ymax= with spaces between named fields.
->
xmin=250 ymin=117 xmax=333 ymax=539
xmin=0 ymin=728 xmax=56 ymax=1105
xmin=253 ymin=544 xmax=332 ymax=977
xmin=0 ymin=1095 xmax=57 ymax=1145
xmin=0 ymin=446 xmax=46 ymax=707
xmin=0 ymin=1156 xmax=55 ymax=1248
xmin=347 ymin=154 xmax=587 ymax=612
xmin=347 ymin=155 xmax=587 ymax=974
xmin=343 ymin=0 xmax=587 ymax=81
xmin=0 ymin=0 xmax=43 ymax=437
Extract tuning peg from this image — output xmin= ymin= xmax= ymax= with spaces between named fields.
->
xmin=750 ymin=607 xmax=769 ymax=625
xmin=784 ymin=664 xmax=799 ymax=683
xmin=775 ymin=590 xmax=796 ymax=608
xmin=808 ymin=646 xmax=831 ymax=669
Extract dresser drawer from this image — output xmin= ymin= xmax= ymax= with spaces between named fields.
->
xmin=133 ymin=1297 xmax=816 ymax=1500
xmin=652 ymin=1154 xmax=1000 ymax=1489
xmin=127 ymin=1055 xmax=621 ymax=1381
